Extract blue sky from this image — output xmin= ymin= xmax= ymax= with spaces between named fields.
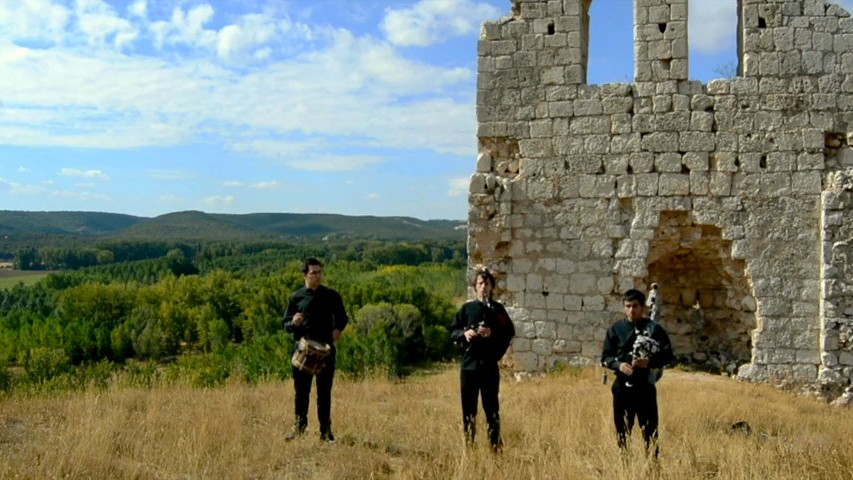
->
xmin=1 ymin=0 xmax=850 ymax=220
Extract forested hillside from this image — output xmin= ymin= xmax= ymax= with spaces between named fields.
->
xmin=0 ymin=210 xmax=466 ymax=256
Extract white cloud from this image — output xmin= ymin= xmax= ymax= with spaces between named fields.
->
xmin=159 ymin=193 xmax=178 ymax=202
xmin=50 ymin=189 xmax=108 ymax=201
xmin=0 ymin=0 xmax=71 ymax=45
xmin=75 ymin=0 xmax=139 ymax=49
xmin=128 ymin=0 xmax=146 ymax=18
xmin=366 ymin=192 xmax=380 ymax=200
xmin=447 ymin=177 xmax=469 ymax=197
xmin=250 ymin=180 xmax=281 ymax=189
xmin=216 ymin=13 xmax=281 ymax=65
xmin=17 ymin=166 xmax=29 ymax=172
xmin=287 ymin=154 xmax=386 ymax=172
xmin=147 ymin=169 xmax=194 ymax=180
xmin=151 ymin=4 xmax=217 ymax=50
xmin=75 ymin=182 xmax=96 ymax=188
xmin=381 ymin=0 xmax=501 ymax=47
xmin=59 ymin=168 xmax=109 ymax=180
xmin=689 ymin=0 xmax=737 ymax=55
xmin=222 ymin=180 xmax=245 ymax=187
xmin=0 ymin=2 xmax=480 ymax=176
xmin=202 ymin=194 xmax=235 ymax=206
xmin=0 ymin=177 xmax=45 ymax=195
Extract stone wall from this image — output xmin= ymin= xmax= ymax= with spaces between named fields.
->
xmin=471 ymin=0 xmax=853 ymax=396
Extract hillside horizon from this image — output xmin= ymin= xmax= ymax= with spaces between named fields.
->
xmin=0 ymin=210 xmax=467 ymax=255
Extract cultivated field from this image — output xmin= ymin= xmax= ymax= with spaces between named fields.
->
xmin=0 ymin=367 xmax=851 ymax=479
xmin=0 ymin=269 xmax=51 ymax=289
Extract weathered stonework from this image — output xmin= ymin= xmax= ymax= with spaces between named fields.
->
xmin=471 ymin=0 xmax=853 ymax=399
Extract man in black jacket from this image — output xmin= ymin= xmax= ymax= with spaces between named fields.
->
xmin=283 ymin=258 xmax=348 ymax=443
xmin=450 ymin=268 xmax=515 ymax=451
xmin=601 ymin=288 xmax=674 ymax=454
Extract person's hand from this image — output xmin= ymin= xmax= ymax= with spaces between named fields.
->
xmin=619 ymin=362 xmax=634 ymax=376
xmin=632 ymin=358 xmax=649 ymax=369
xmin=332 ymin=329 xmax=341 ymax=342
xmin=293 ymin=312 xmax=304 ymax=326
xmin=477 ymin=325 xmax=492 ymax=338
xmin=464 ymin=329 xmax=479 ymax=341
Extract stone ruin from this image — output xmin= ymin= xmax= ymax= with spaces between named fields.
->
xmin=469 ymin=0 xmax=853 ymax=402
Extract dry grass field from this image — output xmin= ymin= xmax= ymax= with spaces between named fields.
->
xmin=1 ymin=366 xmax=851 ymax=480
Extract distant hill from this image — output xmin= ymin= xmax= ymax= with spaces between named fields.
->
xmin=0 ymin=210 xmax=466 ymax=244
xmin=0 ymin=210 xmax=144 ymax=235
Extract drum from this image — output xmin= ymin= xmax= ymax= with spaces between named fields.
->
xmin=291 ymin=338 xmax=332 ymax=375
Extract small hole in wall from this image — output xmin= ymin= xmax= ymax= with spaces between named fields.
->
xmin=759 ymin=155 xmax=767 ymax=169
xmin=541 ymin=291 xmax=549 ymax=297
xmin=627 ymin=164 xmax=634 ymax=174
xmin=547 ymin=22 xmax=555 ymax=35
xmin=681 ymin=165 xmax=690 ymax=174
xmin=658 ymin=23 xmax=667 ymax=33
xmin=734 ymin=157 xmax=740 ymax=167
xmin=758 ymin=17 xmax=766 ymax=28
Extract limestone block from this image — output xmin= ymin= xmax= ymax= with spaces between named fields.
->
xmin=611 ymin=114 xmax=633 ymax=134
xmin=519 ymin=139 xmax=552 ymax=158
xmin=574 ymin=99 xmax=604 ymax=116
xmin=549 ymin=101 xmax=573 ymax=117
xmin=602 ymin=97 xmax=633 ymax=114
xmin=683 ymin=152 xmax=709 ymax=171
xmin=652 ymin=94 xmax=673 ymax=113
xmin=512 ymin=338 xmax=531 ymax=353
xmin=570 ymin=117 xmax=611 ymax=134
xmin=654 ymin=112 xmax=691 ymax=131
xmin=791 ymin=364 xmax=817 ymax=382
xmin=616 ymin=175 xmax=635 ymax=198
xmin=529 ymin=119 xmax=552 ymax=138
xmin=797 ymin=153 xmax=824 ymax=170
xmin=658 ymin=173 xmax=690 ymax=196
xmin=642 ymin=132 xmax=679 ymax=152
xmin=532 ymin=339 xmax=552 ymax=355
xmin=680 ymin=131 xmax=716 ymax=151
xmin=792 ymin=171 xmax=821 ymax=194
xmin=636 ymin=173 xmax=660 ymax=196
xmin=632 ymin=113 xmax=654 ymax=132
xmin=513 ymin=351 xmax=539 ymax=371
xmin=630 ymin=152 xmax=655 ymax=173
xmin=535 ymin=321 xmax=557 ymax=339
xmin=582 ymin=295 xmax=605 ymax=311
xmin=689 ymin=171 xmax=709 ymax=195
xmin=654 ymin=152 xmax=682 ymax=172
xmin=759 ymin=172 xmax=792 ymax=197
xmin=732 ymin=173 xmax=760 ymax=196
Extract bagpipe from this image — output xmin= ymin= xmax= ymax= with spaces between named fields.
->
xmin=626 ymin=322 xmax=663 ymax=387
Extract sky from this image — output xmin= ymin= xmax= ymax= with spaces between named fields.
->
xmin=1 ymin=0 xmax=852 ymax=221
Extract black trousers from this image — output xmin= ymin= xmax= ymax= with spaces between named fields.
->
xmin=611 ymin=381 xmax=659 ymax=451
xmin=292 ymin=357 xmax=335 ymax=434
xmin=460 ymin=367 xmax=501 ymax=446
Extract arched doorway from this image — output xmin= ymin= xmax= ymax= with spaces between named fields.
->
xmin=645 ymin=211 xmax=755 ymax=372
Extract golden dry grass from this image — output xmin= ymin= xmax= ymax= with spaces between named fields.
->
xmin=1 ymin=366 xmax=852 ymax=480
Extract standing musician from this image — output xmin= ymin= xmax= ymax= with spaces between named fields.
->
xmin=601 ymin=288 xmax=673 ymax=455
xmin=283 ymin=258 xmax=348 ymax=443
xmin=450 ymin=268 xmax=515 ymax=451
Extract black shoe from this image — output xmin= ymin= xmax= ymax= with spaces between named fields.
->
xmin=320 ymin=430 xmax=336 ymax=444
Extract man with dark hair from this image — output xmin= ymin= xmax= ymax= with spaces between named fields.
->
xmin=601 ymin=288 xmax=674 ymax=455
xmin=450 ymin=267 xmax=515 ymax=451
xmin=283 ymin=258 xmax=348 ymax=443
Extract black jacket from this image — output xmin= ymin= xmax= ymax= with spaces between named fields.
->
xmin=283 ymin=285 xmax=348 ymax=345
xmin=601 ymin=318 xmax=674 ymax=385
xmin=450 ymin=299 xmax=515 ymax=371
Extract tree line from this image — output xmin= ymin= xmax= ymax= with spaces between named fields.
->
xmin=0 ymin=241 xmax=468 ymax=392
